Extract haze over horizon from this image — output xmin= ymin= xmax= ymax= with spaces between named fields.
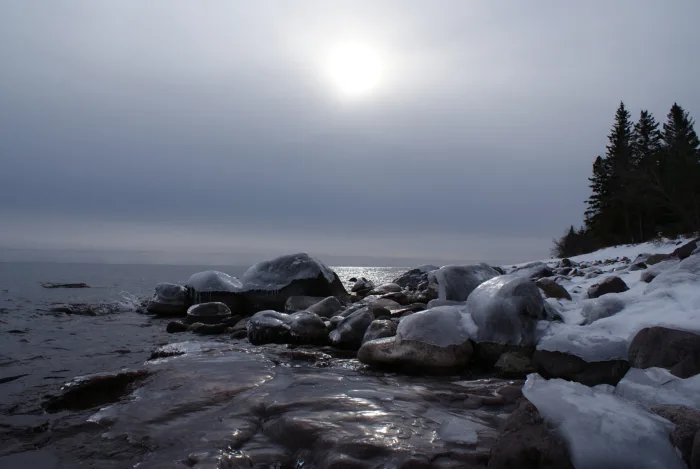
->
xmin=1 ymin=1 xmax=699 ymax=266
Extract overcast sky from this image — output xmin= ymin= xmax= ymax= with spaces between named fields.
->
xmin=1 ymin=1 xmax=699 ymax=266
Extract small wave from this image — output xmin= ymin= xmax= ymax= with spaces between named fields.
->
xmin=116 ymin=291 xmax=147 ymax=312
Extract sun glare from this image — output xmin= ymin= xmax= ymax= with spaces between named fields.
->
xmin=326 ymin=44 xmax=383 ymax=98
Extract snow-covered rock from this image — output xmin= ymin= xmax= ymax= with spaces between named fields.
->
xmin=147 ymin=283 xmax=188 ymax=316
xmin=186 ymin=271 xmax=245 ymax=312
xmin=467 ymin=276 xmax=544 ymax=346
xmin=580 ymin=296 xmax=626 ymax=325
xmin=185 ymin=302 xmax=231 ymax=325
xmin=357 ymin=306 xmax=475 ymax=371
xmin=523 ymin=373 xmax=685 ymax=469
xmin=428 ymin=264 xmax=500 ymax=301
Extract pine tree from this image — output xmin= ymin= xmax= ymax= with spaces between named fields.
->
xmin=629 ymin=110 xmax=662 ymax=240
xmin=657 ymin=103 xmax=700 ymax=233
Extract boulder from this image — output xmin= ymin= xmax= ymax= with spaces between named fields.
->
xmin=494 ymin=352 xmax=535 ymax=378
xmin=329 ymin=307 xmax=374 ymax=349
xmin=587 ymin=276 xmax=629 ymax=298
xmin=629 ymin=262 xmax=647 ymax=271
xmin=240 ymin=253 xmax=348 ymax=313
xmin=351 ymin=278 xmax=375 ymax=295
xmin=645 ymin=253 xmax=672 ymax=265
xmin=535 ymin=278 xmax=571 ymax=301
xmin=392 ymin=265 xmax=439 ymax=290
xmin=487 ymin=399 xmax=574 ymax=469
xmin=305 ymin=296 xmax=344 ymax=318
xmin=628 ymin=327 xmax=700 ymax=378
xmin=651 ymin=405 xmax=700 ymax=468
xmin=428 ymin=264 xmax=500 ymax=301
xmin=284 ymin=296 xmax=326 ymax=312
xmin=185 ymin=302 xmax=231 ymax=325
xmin=378 ymin=290 xmax=410 ymax=306
xmin=247 ymin=310 xmax=328 ymax=346
xmin=166 ymin=321 xmax=188 ymax=333
xmin=467 ymin=276 xmax=545 ymax=346
xmin=147 ymin=283 xmax=189 ymax=316
xmin=673 ymin=238 xmax=700 ymax=260
xmin=43 ymin=370 xmax=150 ymax=413
xmin=357 ymin=306 xmax=474 ymax=372
xmin=511 ymin=262 xmax=555 ymax=280
xmin=532 ymin=350 xmax=630 ymax=386
xmin=694 ymin=431 xmax=700 ymax=469
xmin=560 ymin=258 xmax=573 ymax=267
xmin=186 ymin=270 xmax=245 ymax=312
xmin=362 ymin=320 xmax=397 ymax=344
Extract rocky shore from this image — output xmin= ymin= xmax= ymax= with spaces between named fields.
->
xmin=37 ymin=237 xmax=700 ymax=468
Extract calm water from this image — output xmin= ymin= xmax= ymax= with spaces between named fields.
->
xmin=0 ymin=262 xmax=511 ymax=469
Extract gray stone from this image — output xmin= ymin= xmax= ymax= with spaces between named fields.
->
xmin=535 ymin=278 xmax=571 ymax=301
xmin=147 ymin=282 xmax=189 ymax=317
xmin=428 ymin=264 xmax=500 ymax=301
xmin=284 ymin=295 xmax=326 ymax=312
xmin=629 ymin=326 xmax=700 ymax=378
xmin=166 ymin=321 xmax=188 ymax=333
xmin=392 ymin=265 xmax=439 ymax=290
xmin=362 ymin=320 xmax=397 ymax=344
xmin=494 ymin=352 xmax=535 ymax=378
xmin=306 ymin=296 xmax=344 ymax=318
xmin=651 ymin=405 xmax=700 ymax=468
xmin=587 ymin=276 xmax=629 ymax=298
xmin=329 ymin=307 xmax=374 ymax=349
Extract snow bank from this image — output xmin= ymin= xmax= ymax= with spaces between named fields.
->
xmin=523 ymin=374 xmax=684 ymax=469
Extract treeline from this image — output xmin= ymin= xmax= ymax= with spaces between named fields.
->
xmin=553 ymin=102 xmax=700 ymax=257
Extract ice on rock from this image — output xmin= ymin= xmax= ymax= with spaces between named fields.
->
xmin=396 ymin=306 xmax=476 ymax=347
xmin=537 ymin=322 xmax=629 ymax=362
xmin=523 ymin=374 xmax=684 ymax=469
xmin=467 ymin=276 xmax=544 ymax=346
xmin=615 ymin=367 xmax=700 ymax=410
xmin=187 ymin=271 xmax=243 ymax=293
xmin=241 ymin=253 xmax=336 ymax=291
xmin=580 ymin=296 xmax=626 ymax=325
xmin=428 ymin=264 xmax=500 ymax=301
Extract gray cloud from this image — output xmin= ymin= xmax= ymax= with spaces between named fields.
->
xmin=1 ymin=1 xmax=699 ymax=265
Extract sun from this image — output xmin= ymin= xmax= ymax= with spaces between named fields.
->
xmin=326 ymin=44 xmax=383 ymax=98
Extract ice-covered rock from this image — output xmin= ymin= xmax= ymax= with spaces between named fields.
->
xmin=523 ymin=374 xmax=684 ymax=469
xmin=186 ymin=271 xmax=245 ymax=312
xmin=369 ymin=283 xmax=402 ymax=295
xmin=428 ymin=264 xmax=500 ymax=301
xmin=147 ymin=283 xmax=188 ymax=316
xmin=185 ymin=302 xmax=231 ymax=325
xmin=580 ymin=296 xmax=626 ymax=325
xmin=510 ymin=262 xmax=555 ymax=280
xmin=357 ymin=306 xmax=475 ymax=371
xmin=628 ymin=326 xmax=700 ymax=378
xmin=240 ymin=253 xmax=347 ymax=313
xmin=329 ymin=307 xmax=374 ymax=349
xmin=467 ymin=276 xmax=544 ymax=346
xmin=306 ymin=296 xmax=344 ymax=318
xmin=615 ymin=367 xmax=700 ymax=410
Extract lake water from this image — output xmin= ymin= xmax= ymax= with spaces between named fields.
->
xmin=0 ymin=262 xmax=514 ymax=469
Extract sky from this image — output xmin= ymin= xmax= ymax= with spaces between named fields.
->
xmin=1 ymin=1 xmax=699 ymax=266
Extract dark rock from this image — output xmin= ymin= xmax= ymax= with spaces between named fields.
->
xmin=645 ymin=253 xmax=672 ymax=265
xmin=43 ymin=369 xmax=150 ymax=412
xmin=494 ymin=352 xmax=535 ymax=378
xmin=673 ymin=238 xmax=700 ymax=260
xmin=286 ymin=311 xmax=329 ymax=345
xmin=369 ymin=305 xmax=391 ymax=319
xmin=587 ymin=276 xmax=629 ymax=298
xmin=492 ymin=266 xmax=506 ymax=275
xmin=629 ymin=262 xmax=647 ymax=271
xmin=535 ymin=278 xmax=571 ymax=301
xmin=41 ymin=282 xmax=90 ymax=289
xmin=428 ymin=264 xmax=500 ymax=301
xmin=488 ymin=399 xmax=574 ymax=469
xmin=532 ymin=349 xmax=630 ymax=386
xmin=628 ymin=326 xmax=700 ymax=378
xmin=474 ymin=342 xmax=535 ymax=368
xmin=147 ymin=283 xmax=188 ymax=317
xmin=651 ymin=405 xmax=700 ymax=467
xmin=348 ymin=277 xmax=357 ymax=282
xmin=306 ymin=296 xmax=344 ymax=318
xmin=693 ymin=430 xmax=700 ymax=469
xmin=247 ymin=310 xmax=328 ymax=346
xmin=166 ymin=321 xmax=188 ymax=333
xmin=362 ymin=320 xmax=397 ymax=343
xmin=393 ymin=303 xmax=427 ymax=317
xmin=0 ymin=373 xmax=29 ymax=384
xmin=378 ymin=291 xmax=410 ymax=306
xmin=284 ymin=295 xmax=326 ymax=312
xmin=392 ymin=265 xmax=439 ymax=290
xmin=560 ymin=258 xmax=573 ymax=267
xmin=187 ymin=322 xmax=229 ymax=335
xmin=185 ymin=302 xmax=231 ymax=325
xmin=329 ymin=307 xmax=374 ymax=349
xmin=511 ymin=262 xmax=555 ymax=280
